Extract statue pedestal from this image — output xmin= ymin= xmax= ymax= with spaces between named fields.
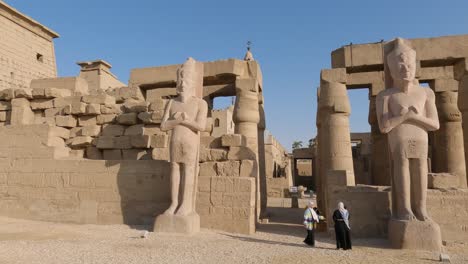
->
xmin=388 ymin=219 xmax=442 ymax=251
xmin=153 ymin=213 xmax=200 ymax=235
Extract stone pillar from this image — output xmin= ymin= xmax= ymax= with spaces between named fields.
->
xmin=315 ymin=87 xmax=325 ymax=211
xmin=257 ymin=98 xmax=268 ymax=218
xmin=456 ymin=59 xmax=468 ymax=188
xmin=318 ymin=79 xmax=355 ymax=227
xmin=368 ymin=96 xmax=391 ymax=186
xmin=233 ymin=78 xmax=261 ymax=220
xmin=432 ymin=84 xmax=467 ymax=188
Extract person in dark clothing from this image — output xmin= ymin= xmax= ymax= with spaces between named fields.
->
xmin=333 ymin=202 xmax=352 ymax=250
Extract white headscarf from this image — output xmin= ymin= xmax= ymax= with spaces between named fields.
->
xmin=308 ymin=201 xmax=319 ymax=222
xmin=338 ymin=202 xmax=350 ymax=229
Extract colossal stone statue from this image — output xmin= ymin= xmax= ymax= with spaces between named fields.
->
xmin=376 ymin=38 xmax=441 ymax=250
xmin=154 ymin=57 xmax=207 ymax=233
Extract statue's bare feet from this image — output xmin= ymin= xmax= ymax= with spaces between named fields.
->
xmin=414 ymin=209 xmax=430 ymax=221
xmin=175 ymin=203 xmax=191 ymax=216
xmin=164 ymin=204 xmax=177 ymax=215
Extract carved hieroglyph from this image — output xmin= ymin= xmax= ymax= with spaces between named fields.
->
xmin=160 ymin=57 xmax=208 ymax=216
xmin=377 ymin=38 xmax=441 ymax=250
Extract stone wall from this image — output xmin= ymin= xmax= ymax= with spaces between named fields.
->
xmin=265 ymin=134 xmax=292 ymax=198
xmin=0 ymin=2 xmax=58 ymax=90
xmin=0 ymin=58 xmax=261 ymax=235
xmin=329 ymin=175 xmax=468 ymax=242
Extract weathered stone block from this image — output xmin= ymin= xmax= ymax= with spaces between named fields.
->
xmin=44 ymin=88 xmax=72 ymax=98
xmin=216 ymin=161 xmax=240 ymax=177
xmin=100 ymin=104 xmax=121 ymax=114
xmin=86 ymin=146 xmax=102 ymax=160
xmin=44 ymin=108 xmax=63 ymax=117
xmin=53 ymin=96 xmax=81 ymax=108
xmin=82 ymin=94 xmax=115 ymax=105
xmin=117 ymin=113 xmax=137 ymax=125
xmin=200 ymin=136 xmax=222 ymax=148
xmin=71 ymin=101 xmax=87 ymax=115
xmin=0 ymin=88 xmax=15 ymax=100
xmin=124 ymin=124 xmax=144 ymax=136
xmin=0 ymin=111 xmax=7 ymax=122
xmin=113 ymin=136 xmax=132 ymax=149
xmin=240 ymin=160 xmax=256 ymax=177
xmin=69 ymin=127 xmax=82 ymax=137
xmin=62 ymin=105 xmax=71 ymax=115
xmin=142 ymin=125 xmax=162 ymax=136
xmin=150 ymin=134 xmax=168 ymax=148
xmin=70 ymin=136 xmax=93 ymax=147
xmin=428 ymin=173 xmax=459 ymax=189
xmin=86 ymin=104 xmax=101 ymax=115
xmin=148 ymin=98 xmax=167 ymax=111
xmin=32 ymin=88 xmax=45 ymax=98
xmin=56 ymin=115 xmax=77 ymax=128
xmin=78 ymin=116 xmax=97 ymax=126
xmin=97 ymin=114 xmax=116 ymax=124
xmin=199 ymin=162 xmax=217 ymax=177
xmin=102 ymin=124 xmax=125 ymax=136
xmin=123 ymin=100 xmax=148 ymax=112
xmin=210 ymin=149 xmax=228 ymax=161
xmin=151 ymin=147 xmax=169 ymax=161
xmin=198 ymin=177 xmax=211 ymax=193
xmin=96 ymin=136 xmax=114 ymax=149
xmin=15 ymin=88 xmax=33 ymax=99
xmin=49 ymin=126 xmax=71 ymax=139
xmin=221 ymin=134 xmax=246 ymax=147
xmin=130 ymin=135 xmax=151 ymax=148
xmin=103 ymin=149 xmax=122 ymax=160
xmin=0 ymin=101 xmax=11 ymax=111
xmin=81 ymin=125 xmax=101 ymax=137
xmin=137 ymin=112 xmax=152 ymax=123
xmin=227 ymin=147 xmax=256 ymax=160
xmin=30 ymin=99 xmax=54 ymax=110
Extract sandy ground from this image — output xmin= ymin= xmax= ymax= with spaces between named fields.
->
xmin=0 ymin=208 xmax=466 ymax=264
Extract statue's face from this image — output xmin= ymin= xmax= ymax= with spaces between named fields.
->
xmin=387 ymin=51 xmax=416 ymax=83
xmin=176 ymin=67 xmax=195 ymax=97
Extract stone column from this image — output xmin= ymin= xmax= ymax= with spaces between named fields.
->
xmin=318 ymin=79 xmax=355 ymax=226
xmin=257 ymin=97 xmax=268 ymax=218
xmin=368 ymin=96 xmax=391 ymax=186
xmin=315 ymin=87 xmax=325 ymax=211
xmin=432 ymin=81 xmax=467 ymax=188
xmin=233 ymin=78 xmax=261 ymax=220
xmin=456 ymin=59 xmax=468 ymax=188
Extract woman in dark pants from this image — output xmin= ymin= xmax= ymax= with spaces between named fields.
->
xmin=333 ymin=202 xmax=352 ymax=250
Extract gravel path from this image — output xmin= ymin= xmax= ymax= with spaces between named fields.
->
xmin=0 ymin=213 xmax=465 ymax=264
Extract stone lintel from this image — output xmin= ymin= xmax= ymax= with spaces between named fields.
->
xmin=430 ymin=78 xmax=459 ymax=92
xmin=332 ymin=35 xmax=468 ymax=72
xmin=129 ymin=59 xmax=256 ymax=90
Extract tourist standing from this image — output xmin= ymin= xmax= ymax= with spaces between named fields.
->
xmin=333 ymin=202 xmax=352 ymax=250
xmin=303 ymin=201 xmax=319 ymax=247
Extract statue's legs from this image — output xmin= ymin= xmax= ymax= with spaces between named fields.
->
xmin=164 ymin=162 xmax=180 ymax=215
xmin=393 ymin=156 xmax=415 ymax=220
xmin=176 ymin=162 xmax=195 ymax=216
xmin=411 ymin=158 xmax=429 ymax=221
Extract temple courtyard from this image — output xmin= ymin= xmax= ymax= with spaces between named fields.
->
xmin=0 ymin=209 xmax=466 ymax=264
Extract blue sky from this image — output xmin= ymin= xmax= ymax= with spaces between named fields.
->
xmin=6 ymin=0 xmax=468 ymax=151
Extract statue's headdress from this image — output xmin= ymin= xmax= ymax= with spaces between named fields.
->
xmin=384 ymin=37 xmax=417 ymax=88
